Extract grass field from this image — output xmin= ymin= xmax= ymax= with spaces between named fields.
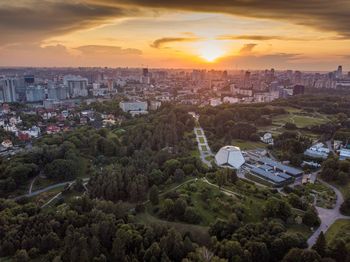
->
xmin=30 ymin=186 xmax=65 ymax=206
xmin=231 ymin=139 xmax=266 ymax=150
xmin=325 ymin=219 xmax=350 ymax=244
xmin=205 ymin=155 xmax=214 ymax=162
xmin=287 ymin=224 xmax=313 ymax=239
xmin=135 ymin=212 xmax=211 ymax=246
xmin=150 ymin=180 xmax=236 ymax=226
xmin=199 ymin=137 xmax=205 ymax=143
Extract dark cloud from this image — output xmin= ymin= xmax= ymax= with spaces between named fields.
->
xmin=150 ymin=37 xmax=199 ymax=48
xmin=76 ymin=45 xmax=142 ymax=55
xmin=217 ymin=35 xmax=302 ymax=41
xmin=0 ymin=1 xmax=137 ymax=45
xmin=111 ymin=0 xmax=350 ymax=37
xmin=3 ymin=0 xmax=350 ymax=47
xmin=239 ymin=44 xmax=257 ymax=54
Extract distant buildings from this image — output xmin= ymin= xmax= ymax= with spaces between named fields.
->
xmin=25 ymin=86 xmax=45 ymax=102
xmin=304 ymin=143 xmax=330 ymax=159
xmin=63 ymin=75 xmax=88 ymax=98
xmin=339 ymin=148 xmax=350 ymax=160
xmin=119 ymin=101 xmax=148 ymax=112
xmin=0 ymin=78 xmax=17 ymax=102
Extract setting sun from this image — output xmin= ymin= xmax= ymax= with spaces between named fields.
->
xmin=198 ymin=41 xmax=226 ymax=62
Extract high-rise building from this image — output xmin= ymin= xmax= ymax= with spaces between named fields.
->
xmin=63 ymin=75 xmax=88 ymax=98
xmin=48 ymin=85 xmax=68 ymax=100
xmin=25 ymin=86 xmax=45 ymax=102
xmin=0 ymin=78 xmax=18 ymax=102
xmin=336 ymin=65 xmax=343 ymax=79
xmin=142 ymin=68 xmax=149 ymax=77
xmin=24 ymin=75 xmax=35 ymax=85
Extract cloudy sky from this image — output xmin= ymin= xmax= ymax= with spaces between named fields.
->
xmin=1 ymin=0 xmax=350 ymax=70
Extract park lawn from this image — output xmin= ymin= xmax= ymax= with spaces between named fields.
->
xmin=304 ymin=182 xmax=336 ymax=209
xmin=196 ymin=129 xmax=202 ymax=135
xmin=199 ymin=137 xmax=205 ymax=143
xmin=205 ymin=155 xmax=214 ymax=162
xmin=190 ymin=149 xmax=200 ymax=158
xmin=201 ymin=145 xmax=207 ymax=151
xmin=332 ymin=181 xmax=350 ymax=199
xmin=135 ymin=212 xmax=211 ymax=246
xmin=151 ymin=180 xmax=235 ymax=226
xmin=325 ymin=219 xmax=350 ymax=244
xmin=242 ymin=196 xmax=265 ymax=223
xmin=29 ymin=186 xmax=65 ymax=206
xmin=271 ymin=112 xmax=330 ymax=129
xmin=231 ymin=139 xmax=266 ymax=150
xmin=287 ymin=224 xmax=313 ymax=239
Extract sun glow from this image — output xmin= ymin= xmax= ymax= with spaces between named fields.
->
xmin=198 ymin=41 xmax=226 ymax=62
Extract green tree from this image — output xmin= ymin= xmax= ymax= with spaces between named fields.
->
xmin=149 ymin=185 xmax=159 ymax=205
xmin=312 ymin=231 xmax=327 ymax=257
xmin=14 ymin=249 xmax=29 ymax=262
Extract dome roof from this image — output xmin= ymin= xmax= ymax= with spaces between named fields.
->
xmin=215 ymin=145 xmax=245 ymax=169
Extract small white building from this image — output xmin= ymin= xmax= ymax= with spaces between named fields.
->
xmin=22 ymin=126 xmax=41 ymax=138
xmin=261 ymin=133 xmax=273 ymax=145
xmin=215 ymin=145 xmax=245 ymax=169
xmin=339 ymin=148 xmax=350 ymax=160
xmin=119 ymin=101 xmax=148 ymax=113
xmin=223 ymin=97 xmax=239 ymax=104
xmin=304 ymin=143 xmax=330 ymax=159
xmin=209 ymin=98 xmax=222 ymax=107
xmin=1 ymin=139 xmax=13 ymax=148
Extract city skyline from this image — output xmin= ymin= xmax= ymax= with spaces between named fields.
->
xmin=1 ymin=1 xmax=350 ymax=70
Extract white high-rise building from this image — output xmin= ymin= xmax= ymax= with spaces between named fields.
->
xmin=0 ymin=78 xmax=18 ymax=102
xmin=63 ymin=75 xmax=88 ymax=98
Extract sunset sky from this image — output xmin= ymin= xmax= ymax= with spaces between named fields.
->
xmin=1 ymin=0 xmax=350 ymax=70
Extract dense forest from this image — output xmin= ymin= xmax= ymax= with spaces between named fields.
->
xmin=1 ymin=96 xmax=350 ymax=261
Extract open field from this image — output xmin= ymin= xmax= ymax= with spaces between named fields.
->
xmin=231 ymin=139 xmax=266 ymax=150
xmin=272 ymin=113 xmax=330 ymax=129
xmin=325 ymin=219 xmax=350 ymax=244
xmin=150 ymin=180 xmax=236 ymax=226
xmin=135 ymin=212 xmax=211 ymax=246
xmin=307 ymin=183 xmax=336 ymax=209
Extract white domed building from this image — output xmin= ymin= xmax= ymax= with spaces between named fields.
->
xmin=215 ymin=145 xmax=245 ymax=169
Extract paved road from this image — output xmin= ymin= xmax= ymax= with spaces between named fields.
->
xmin=194 ymin=127 xmax=213 ymax=167
xmin=28 ymin=176 xmax=38 ymax=194
xmin=13 ymin=178 xmax=90 ymax=200
xmin=202 ymin=177 xmax=242 ymax=197
xmin=307 ymin=178 xmax=350 ymax=247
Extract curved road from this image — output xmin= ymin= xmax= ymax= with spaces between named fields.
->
xmin=13 ymin=178 xmax=90 ymax=200
xmin=307 ymin=179 xmax=350 ymax=247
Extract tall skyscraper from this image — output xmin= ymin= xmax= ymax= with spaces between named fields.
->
xmin=0 ymin=78 xmax=18 ymax=102
xmin=336 ymin=65 xmax=343 ymax=79
xmin=63 ymin=75 xmax=88 ymax=98
xmin=25 ymin=85 xmax=45 ymax=102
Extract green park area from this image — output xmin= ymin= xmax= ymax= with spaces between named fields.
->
xmin=231 ymin=139 xmax=266 ymax=150
xmin=146 ymin=180 xmax=235 ymax=226
xmin=258 ymin=107 xmax=332 ymax=139
xmin=325 ymin=219 xmax=350 ymax=244
xmin=201 ymin=145 xmax=207 ymax=151
xmin=198 ymin=136 xmax=205 ymax=143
